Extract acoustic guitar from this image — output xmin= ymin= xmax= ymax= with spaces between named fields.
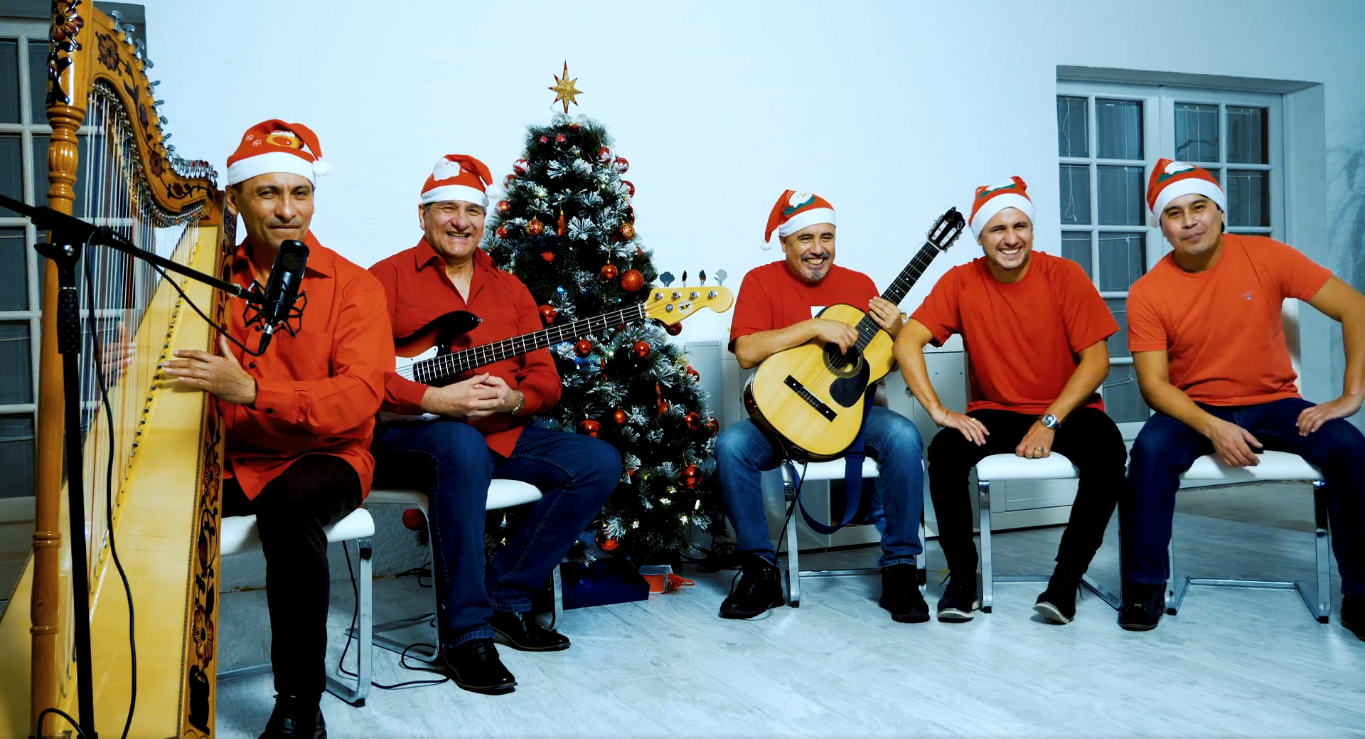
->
xmin=386 ymin=285 xmax=733 ymax=421
xmin=743 ymin=208 xmax=967 ymax=460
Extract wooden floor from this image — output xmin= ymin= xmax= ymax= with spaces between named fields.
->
xmin=216 ymin=504 xmax=1365 ymax=739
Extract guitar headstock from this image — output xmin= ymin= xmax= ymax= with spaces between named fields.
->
xmin=643 ymin=286 xmax=734 ymax=324
xmin=928 ymin=207 xmax=967 ymax=251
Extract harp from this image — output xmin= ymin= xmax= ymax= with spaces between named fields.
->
xmin=0 ymin=3 xmax=231 ymax=738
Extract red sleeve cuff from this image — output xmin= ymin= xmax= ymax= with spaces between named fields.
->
xmin=1129 ymin=341 xmax=1167 ymax=353
xmin=253 ymin=378 xmax=301 ymax=425
xmin=386 ymin=373 xmax=428 ymax=416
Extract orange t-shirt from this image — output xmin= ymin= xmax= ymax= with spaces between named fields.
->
xmin=911 ymin=251 xmax=1118 ymax=415
xmin=1126 ymin=234 xmax=1331 ymax=406
xmin=728 ymin=261 xmax=879 ymax=351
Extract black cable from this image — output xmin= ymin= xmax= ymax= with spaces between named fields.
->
xmin=338 ymin=544 xmax=449 ymax=690
xmin=37 ymin=707 xmax=90 ymax=739
xmin=146 ymin=262 xmax=265 ymax=357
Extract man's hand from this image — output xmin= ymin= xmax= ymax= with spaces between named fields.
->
xmin=1016 ymin=421 xmax=1055 ymax=459
xmin=1204 ymin=417 xmax=1263 ymax=467
xmin=867 ymin=297 xmax=904 ymax=338
xmin=162 ymin=335 xmax=258 ymax=406
xmin=933 ymin=406 xmax=988 ymax=446
xmin=471 ymin=374 xmax=521 ymax=420
xmin=809 ymin=319 xmax=859 ymax=353
xmin=1296 ymin=394 xmax=1363 ymax=436
xmin=99 ymin=323 xmax=136 ymax=385
xmin=421 ymin=373 xmax=502 ymax=419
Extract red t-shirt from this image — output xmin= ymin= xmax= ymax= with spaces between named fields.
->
xmin=728 ymin=261 xmax=879 ymax=350
xmin=911 ymin=251 xmax=1118 ymax=415
xmin=1126 ymin=234 xmax=1331 ymax=406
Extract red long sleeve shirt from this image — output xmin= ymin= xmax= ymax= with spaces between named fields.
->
xmin=369 ymin=240 xmax=562 ymax=457
xmin=221 ymin=232 xmax=394 ymax=500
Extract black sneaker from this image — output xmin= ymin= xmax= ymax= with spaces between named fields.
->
xmin=259 ymin=695 xmax=325 ymax=739
xmin=1117 ymin=582 xmax=1165 ymax=631
xmin=719 ymin=554 xmax=785 ymax=619
xmin=1342 ymin=594 xmax=1364 ymax=642
xmin=1034 ymin=564 xmax=1084 ymax=625
xmin=936 ymin=571 xmax=980 ymax=622
xmin=879 ymin=563 xmax=930 ymax=623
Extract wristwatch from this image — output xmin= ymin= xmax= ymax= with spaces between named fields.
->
xmin=1039 ymin=414 xmax=1061 ymax=430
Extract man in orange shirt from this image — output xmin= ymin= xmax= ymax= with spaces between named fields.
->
xmin=163 ymin=120 xmax=392 ymax=738
xmin=896 ymin=177 xmax=1126 ymax=625
xmin=1122 ymin=160 xmax=1365 ymax=639
xmin=370 ymin=155 xmax=620 ymax=694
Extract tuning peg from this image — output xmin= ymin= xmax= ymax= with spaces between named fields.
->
xmin=715 ymin=269 xmax=727 ymax=287
xmin=660 ymin=271 xmax=674 ymax=287
xmin=699 ymin=270 xmax=707 ymax=285
xmin=149 ymin=80 xmax=161 ymax=87
xmin=681 ymin=271 xmax=688 ymax=286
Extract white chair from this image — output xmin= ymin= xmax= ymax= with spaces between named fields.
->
xmin=976 ymin=453 xmax=1121 ymax=613
xmin=362 ymin=480 xmax=562 ymax=660
xmin=1167 ymin=451 xmax=1330 ymax=622
xmin=782 ymin=459 xmax=928 ymax=607
xmin=217 ymin=508 xmax=376 ymax=707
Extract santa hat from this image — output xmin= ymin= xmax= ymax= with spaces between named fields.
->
xmin=763 ymin=190 xmax=836 ymax=249
xmin=226 ymin=119 xmax=328 ymax=186
xmin=420 ymin=154 xmax=493 ymax=207
xmin=1147 ymin=158 xmax=1225 ymax=226
xmin=969 ymin=176 xmax=1035 ymax=240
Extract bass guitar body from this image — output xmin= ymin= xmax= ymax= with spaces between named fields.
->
xmin=744 ymin=303 xmax=895 ymax=461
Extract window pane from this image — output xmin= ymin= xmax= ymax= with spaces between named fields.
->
xmin=1227 ymin=106 xmax=1268 ymax=165
xmin=1175 ymin=103 xmax=1219 ymax=163
xmin=1097 ymin=165 xmax=1143 ymax=226
xmin=1102 ymin=365 xmax=1150 ymax=423
xmin=0 ymin=40 xmax=18 ymax=124
xmin=1105 ymin=298 xmax=1130 ymax=359
xmin=1059 ymin=164 xmax=1091 ymax=225
xmin=0 ymin=228 xmax=26 ymax=312
xmin=27 ymin=40 xmax=47 ymax=126
xmin=0 ymin=135 xmax=21 ymax=217
xmin=0 ymin=415 xmax=36 ymax=499
xmin=1096 ymin=98 xmax=1142 ymax=160
xmin=0 ymin=321 xmax=33 ymax=405
xmin=1061 ymin=231 xmax=1093 ymax=279
xmin=1227 ymin=170 xmax=1269 ymax=228
xmin=31 ymin=134 xmax=49 ymax=211
xmin=1057 ymin=96 xmax=1088 ymax=158
xmin=1098 ymin=232 xmax=1145 ymax=292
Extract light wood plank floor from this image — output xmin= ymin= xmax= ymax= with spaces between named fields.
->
xmin=217 ymin=509 xmax=1365 ymax=739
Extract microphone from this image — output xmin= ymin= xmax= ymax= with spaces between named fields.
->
xmin=255 ymin=238 xmax=309 ymax=353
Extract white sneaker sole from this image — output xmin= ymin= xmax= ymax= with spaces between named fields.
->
xmin=937 ymin=601 xmax=980 ymax=622
xmin=1033 ymin=601 xmax=1072 ymax=625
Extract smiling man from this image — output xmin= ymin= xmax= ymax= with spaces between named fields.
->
xmin=716 ymin=190 xmax=928 ymax=623
xmin=1120 ymin=160 xmax=1365 ymax=639
xmin=894 ymin=177 xmax=1126 ymax=625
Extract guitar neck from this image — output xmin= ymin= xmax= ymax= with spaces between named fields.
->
xmin=853 ymin=241 xmax=941 ymax=349
xmin=411 ymin=303 xmax=646 ymax=385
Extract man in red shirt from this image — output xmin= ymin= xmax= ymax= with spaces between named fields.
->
xmin=163 ymin=120 xmax=392 ymax=738
xmin=1122 ymin=160 xmax=1365 ymax=638
xmin=718 ymin=190 xmax=928 ymax=623
xmin=895 ymin=177 xmax=1125 ymax=625
xmin=369 ymin=155 xmax=620 ymax=694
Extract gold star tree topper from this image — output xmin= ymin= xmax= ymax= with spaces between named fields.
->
xmin=549 ymin=61 xmax=584 ymax=114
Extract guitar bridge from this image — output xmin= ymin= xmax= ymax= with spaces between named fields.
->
xmin=785 ymin=375 xmax=837 ymax=421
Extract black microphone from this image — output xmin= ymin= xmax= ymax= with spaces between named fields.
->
xmin=255 ymin=238 xmax=309 ymax=353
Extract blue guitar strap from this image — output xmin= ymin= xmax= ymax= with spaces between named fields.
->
xmin=789 ymin=386 xmax=876 ymax=536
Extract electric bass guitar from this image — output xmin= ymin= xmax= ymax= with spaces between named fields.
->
xmin=385 ymin=285 xmax=734 ymax=422
xmin=743 ymin=208 xmax=967 ymax=460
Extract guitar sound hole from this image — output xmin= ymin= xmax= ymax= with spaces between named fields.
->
xmin=823 ymin=343 xmax=863 ymax=378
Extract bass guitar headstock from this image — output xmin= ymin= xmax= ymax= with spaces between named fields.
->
xmin=928 ymin=207 xmax=967 ymax=252
xmin=643 ymin=286 xmax=734 ymax=325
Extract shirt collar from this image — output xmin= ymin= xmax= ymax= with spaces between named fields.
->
xmin=413 ymin=237 xmax=495 ymax=276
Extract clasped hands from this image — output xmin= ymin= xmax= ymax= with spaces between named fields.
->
xmin=423 ymin=373 xmax=522 ymax=420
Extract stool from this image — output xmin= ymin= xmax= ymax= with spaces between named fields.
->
xmin=363 ymin=480 xmax=560 ymax=660
xmin=217 ymin=508 xmax=375 ymax=707
xmin=976 ymin=453 xmax=1120 ymax=613
xmin=781 ymin=458 xmax=928 ymax=607
xmin=1167 ymin=451 xmax=1330 ymax=623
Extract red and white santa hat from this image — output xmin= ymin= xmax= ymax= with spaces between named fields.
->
xmin=763 ymin=190 xmax=836 ymax=249
xmin=1146 ymin=158 xmax=1225 ymax=226
xmin=226 ymin=120 xmax=329 ymax=186
xmin=420 ymin=154 xmax=493 ymax=207
xmin=968 ymin=176 xmax=1035 ymax=239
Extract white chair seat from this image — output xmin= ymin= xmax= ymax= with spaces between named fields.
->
xmin=780 ymin=457 xmax=880 ymax=483
xmin=367 ymin=479 xmax=543 ymax=512
xmin=220 ymin=507 xmax=375 ymax=556
xmin=975 ymin=453 xmax=1078 ymax=481
xmin=1181 ymin=451 xmax=1322 ymax=482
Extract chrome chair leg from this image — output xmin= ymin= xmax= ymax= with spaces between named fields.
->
xmin=978 ymin=479 xmax=993 ymax=613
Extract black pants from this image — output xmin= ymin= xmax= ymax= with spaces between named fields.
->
xmin=223 ymin=454 xmax=361 ymax=701
xmin=926 ymin=407 xmax=1127 ymax=574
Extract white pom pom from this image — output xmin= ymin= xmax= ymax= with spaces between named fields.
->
xmin=311 ymin=158 xmax=331 ymax=177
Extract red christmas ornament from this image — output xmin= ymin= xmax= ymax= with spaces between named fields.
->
xmin=614 ymin=156 xmax=629 ymax=173
xmin=704 ymin=417 xmax=719 ymax=435
xmin=684 ymin=411 xmax=701 ymax=431
xmin=495 ymin=225 xmax=509 ymax=239
xmin=513 ymin=158 xmax=529 ymax=175
xmin=578 ymin=419 xmax=601 ymax=438
xmin=635 ymin=246 xmax=645 ymax=256
xmin=539 ymin=135 xmax=549 ymax=143
xmin=620 ymin=269 xmax=644 ymax=292
xmin=504 ymin=173 xmax=516 ymax=186
xmin=538 ymin=304 xmax=557 ymax=325
xmin=682 ymin=464 xmax=702 ymax=489
xmin=597 ymin=533 xmax=620 ymax=552
xmin=627 ymin=466 xmax=639 ymax=480
xmin=613 ymin=408 xmax=628 ymax=425
xmin=600 ymin=263 xmax=619 ymax=280
xmin=657 ymin=400 xmax=670 ymax=416
xmin=569 ymin=122 xmax=580 ymax=130
xmin=526 ymin=217 xmax=545 ymax=236
xmin=665 ymin=322 xmax=682 ymax=336
xmin=574 ymin=339 xmax=593 ymax=357
xmin=632 ymin=340 xmax=651 ymax=359
xmin=619 ymin=222 xmax=636 ymax=241
xmin=597 ymin=146 xmax=613 ymax=163
xmin=686 ymin=366 xmax=700 ymax=381
xmin=622 ymin=180 xmax=636 ymax=197
xmin=541 ymin=250 xmax=555 ymax=263
xmin=556 ymin=133 xmax=567 ymax=143
xmin=496 ymin=200 xmax=511 ymax=214
xmin=401 ymin=509 xmax=426 ymax=531
xmin=625 ymin=204 xmax=635 ymax=223
xmin=557 ymin=210 xmax=567 ymax=236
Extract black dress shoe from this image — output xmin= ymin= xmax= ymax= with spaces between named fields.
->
xmin=441 ymin=638 xmax=517 ymax=695
xmin=1118 ymin=581 xmax=1165 ymax=631
xmin=259 ymin=695 xmax=325 ymax=739
xmin=490 ymin=610 xmax=571 ymax=651
xmin=879 ymin=563 xmax=930 ymax=623
xmin=719 ymin=554 xmax=785 ymax=619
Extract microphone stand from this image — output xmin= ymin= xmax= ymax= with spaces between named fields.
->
xmin=0 ymin=193 xmax=262 ymax=738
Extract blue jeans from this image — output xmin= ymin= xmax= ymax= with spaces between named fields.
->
xmin=373 ymin=422 xmax=621 ymax=646
xmin=1125 ymin=397 xmax=1365 ymax=594
xmin=717 ymin=407 xmax=925 ymax=568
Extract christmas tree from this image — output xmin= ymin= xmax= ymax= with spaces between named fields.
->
xmin=483 ymin=109 xmax=726 ymax=560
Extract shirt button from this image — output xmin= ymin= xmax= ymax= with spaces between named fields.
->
xmin=265 ymin=408 xmax=273 ymax=414
xmin=249 ymin=362 xmax=257 ymax=369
